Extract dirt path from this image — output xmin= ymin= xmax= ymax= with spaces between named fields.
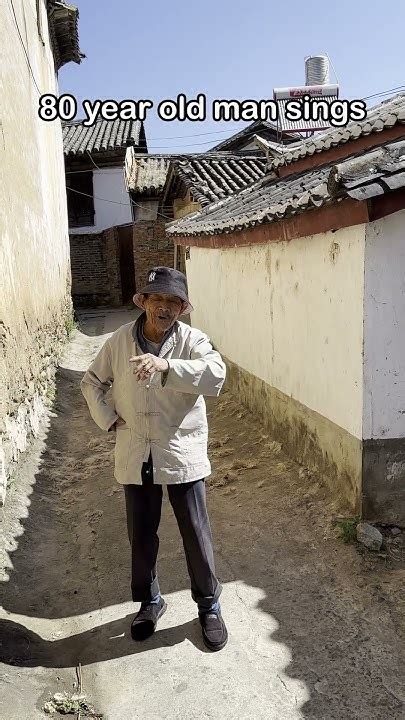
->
xmin=1 ymin=308 xmax=404 ymax=720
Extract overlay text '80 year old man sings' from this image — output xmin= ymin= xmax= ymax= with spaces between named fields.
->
xmin=80 ymin=267 xmax=228 ymax=651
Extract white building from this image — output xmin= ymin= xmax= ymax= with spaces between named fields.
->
xmin=167 ymin=95 xmax=405 ymax=524
xmin=63 ymin=119 xmax=147 ymax=306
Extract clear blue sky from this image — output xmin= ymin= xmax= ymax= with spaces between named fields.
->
xmin=59 ymin=0 xmax=405 ymax=153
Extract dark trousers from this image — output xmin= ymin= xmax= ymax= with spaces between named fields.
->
xmin=124 ymin=453 xmax=222 ymax=611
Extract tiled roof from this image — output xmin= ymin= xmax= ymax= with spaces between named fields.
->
xmin=166 ymin=155 xmax=267 ymax=206
xmin=166 ymin=139 xmax=405 ymax=236
xmin=63 ymin=119 xmax=143 ymax=156
xmin=209 ymin=120 xmax=297 ymax=152
xmin=47 ymin=1 xmax=83 ymax=70
xmin=271 ymin=94 xmax=405 ymax=169
xmin=125 ymin=152 xmax=171 ymax=194
xmin=252 ymin=135 xmax=285 ymax=155
xmin=327 ymin=138 xmax=405 ymax=200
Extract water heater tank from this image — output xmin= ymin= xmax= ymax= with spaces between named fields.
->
xmin=305 ymin=55 xmax=330 ymax=85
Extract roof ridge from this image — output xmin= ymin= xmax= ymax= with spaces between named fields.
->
xmin=166 ymin=137 xmax=405 ymax=236
xmin=270 ymin=93 xmax=405 ymax=169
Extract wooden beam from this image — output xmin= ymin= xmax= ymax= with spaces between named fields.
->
xmin=368 ymin=188 xmax=405 ymax=221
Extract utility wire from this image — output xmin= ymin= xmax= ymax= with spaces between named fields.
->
xmin=148 ymin=137 xmax=251 ymax=149
xmin=146 ymin=127 xmax=243 ymax=140
xmin=66 ymin=82 xmax=405 ymax=175
xmin=66 ymin=185 xmax=174 ymax=221
xmin=8 ymin=0 xmax=42 ymax=95
xmin=86 ymin=149 xmax=102 ymax=169
xmin=141 ymin=84 xmax=405 ymax=142
xmin=145 ymin=89 xmax=405 ymax=149
xmin=4 ymin=5 xmax=404 ymax=147
xmin=362 ymin=85 xmax=405 ymax=100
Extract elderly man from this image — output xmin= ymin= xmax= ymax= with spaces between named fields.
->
xmin=80 ymin=266 xmax=228 ymax=651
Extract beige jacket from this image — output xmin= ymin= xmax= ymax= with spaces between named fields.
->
xmin=80 ymin=318 xmax=226 ymax=485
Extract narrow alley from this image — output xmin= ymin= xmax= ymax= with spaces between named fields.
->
xmin=1 ymin=308 xmax=404 ymax=720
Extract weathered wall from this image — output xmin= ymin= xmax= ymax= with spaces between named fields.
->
xmin=133 ymin=221 xmax=174 ymax=291
xmin=133 ymin=199 xmax=159 ymax=222
xmin=184 ymin=225 xmax=366 ymax=512
xmin=0 ymin=0 xmax=73 ymax=503
xmin=70 ymin=229 xmax=122 ymax=307
xmin=362 ymin=209 xmax=405 ymax=523
xmin=186 ymin=226 xmax=365 ymax=438
xmin=173 ymin=191 xmax=201 ymax=220
xmin=70 ymin=220 xmax=175 ymax=307
xmin=224 ymin=357 xmax=362 ymax=514
xmin=363 ymin=209 xmax=405 ymax=440
xmin=70 ymin=168 xmax=132 ymax=234
xmin=70 ymin=220 xmax=174 ymax=307
xmin=70 ymin=233 xmax=109 ymax=302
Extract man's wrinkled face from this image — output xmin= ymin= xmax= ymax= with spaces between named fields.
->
xmin=139 ymin=293 xmax=185 ymax=331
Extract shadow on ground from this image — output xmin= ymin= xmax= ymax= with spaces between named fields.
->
xmin=1 ymin=309 xmax=404 ymax=719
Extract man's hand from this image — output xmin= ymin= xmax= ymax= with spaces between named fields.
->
xmin=129 ymin=354 xmax=169 ymax=381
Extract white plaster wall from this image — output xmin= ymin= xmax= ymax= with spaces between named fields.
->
xmin=71 ymin=168 xmax=132 ymax=234
xmin=363 ymin=209 xmax=405 ymax=439
xmin=0 ymin=0 xmax=74 ymax=502
xmin=0 ymin=0 xmax=71 ymax=323
xmin=134 ymin=199 xmax=159 ymax=222
xmin=186 ymin=224 xmax=366 ymax=438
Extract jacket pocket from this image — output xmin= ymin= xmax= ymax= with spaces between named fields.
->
xmin=115 ymin=426 xmax=131 ymax=471
xmin=169 ymin=405 xmax=207 ymax=432
xmin=168 ymin=422 xmax=208 ymax=459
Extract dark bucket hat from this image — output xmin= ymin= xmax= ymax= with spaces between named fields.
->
xmin=133 ymin=266 xmax=194 ymax=314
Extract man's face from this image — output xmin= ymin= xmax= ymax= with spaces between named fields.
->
xmin=138 ymin=293 xmax=185 ymax=331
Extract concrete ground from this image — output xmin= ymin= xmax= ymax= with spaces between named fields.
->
xmin=1 ymin=307 xmax=404 ymax=720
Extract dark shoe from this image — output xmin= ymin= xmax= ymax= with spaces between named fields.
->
xmin=199 ymin=610 xmax=228 ymax=651
xmin=131 ymin=597 xmax=167 ymax=641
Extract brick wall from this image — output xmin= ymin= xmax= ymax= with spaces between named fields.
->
xmin=69 ymin=221 xmax=174 ymax=307
xmin=69 ymin=231 xmax=122 ymax=307
xmin=133 ymin=220 xmax=174 ymax=291
xmin=104 ymin=227 xmax=123 ymax=306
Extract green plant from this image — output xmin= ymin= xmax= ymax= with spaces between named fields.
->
xmin=44 ymin=386 xmax=56 ymax=408
xmin=64 ymin=316 xmax=78 ymax=338
xmin=45 ymin=385 xmax=56 ymax=400
xmin=6 ymin=475 xmax=16 ymax=489
xmin=43 ymin=692 xmax=103 ymax=717
xmin=335 ymin=516 xmax=360 ymax=544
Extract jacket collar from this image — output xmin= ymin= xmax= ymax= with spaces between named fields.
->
xmin=132 ymin=312 xmax=178 ymax=357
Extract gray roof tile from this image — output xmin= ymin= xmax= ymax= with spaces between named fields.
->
xmin=168 ymin=155 xmax=267 ymax=205
xmin=271 ymin=94 xmax=405 ymax=169
xmin=125 ymin=152 xmax=170 ymax=194
xmin=209 ymin=120 xmax=298 ymax=152
xmin=47 ymin=1 xmax=83 ymax=70
xmin=63 ymin=119 xmax=143 ymax=156
xmin=328 ymin=139 xmax=405 ymax=200
xmin=167 ymin=138 xmax=405 ymax=236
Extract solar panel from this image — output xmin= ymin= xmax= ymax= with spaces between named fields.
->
xmin=273 ymin=84 xmax=340 ymax=135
